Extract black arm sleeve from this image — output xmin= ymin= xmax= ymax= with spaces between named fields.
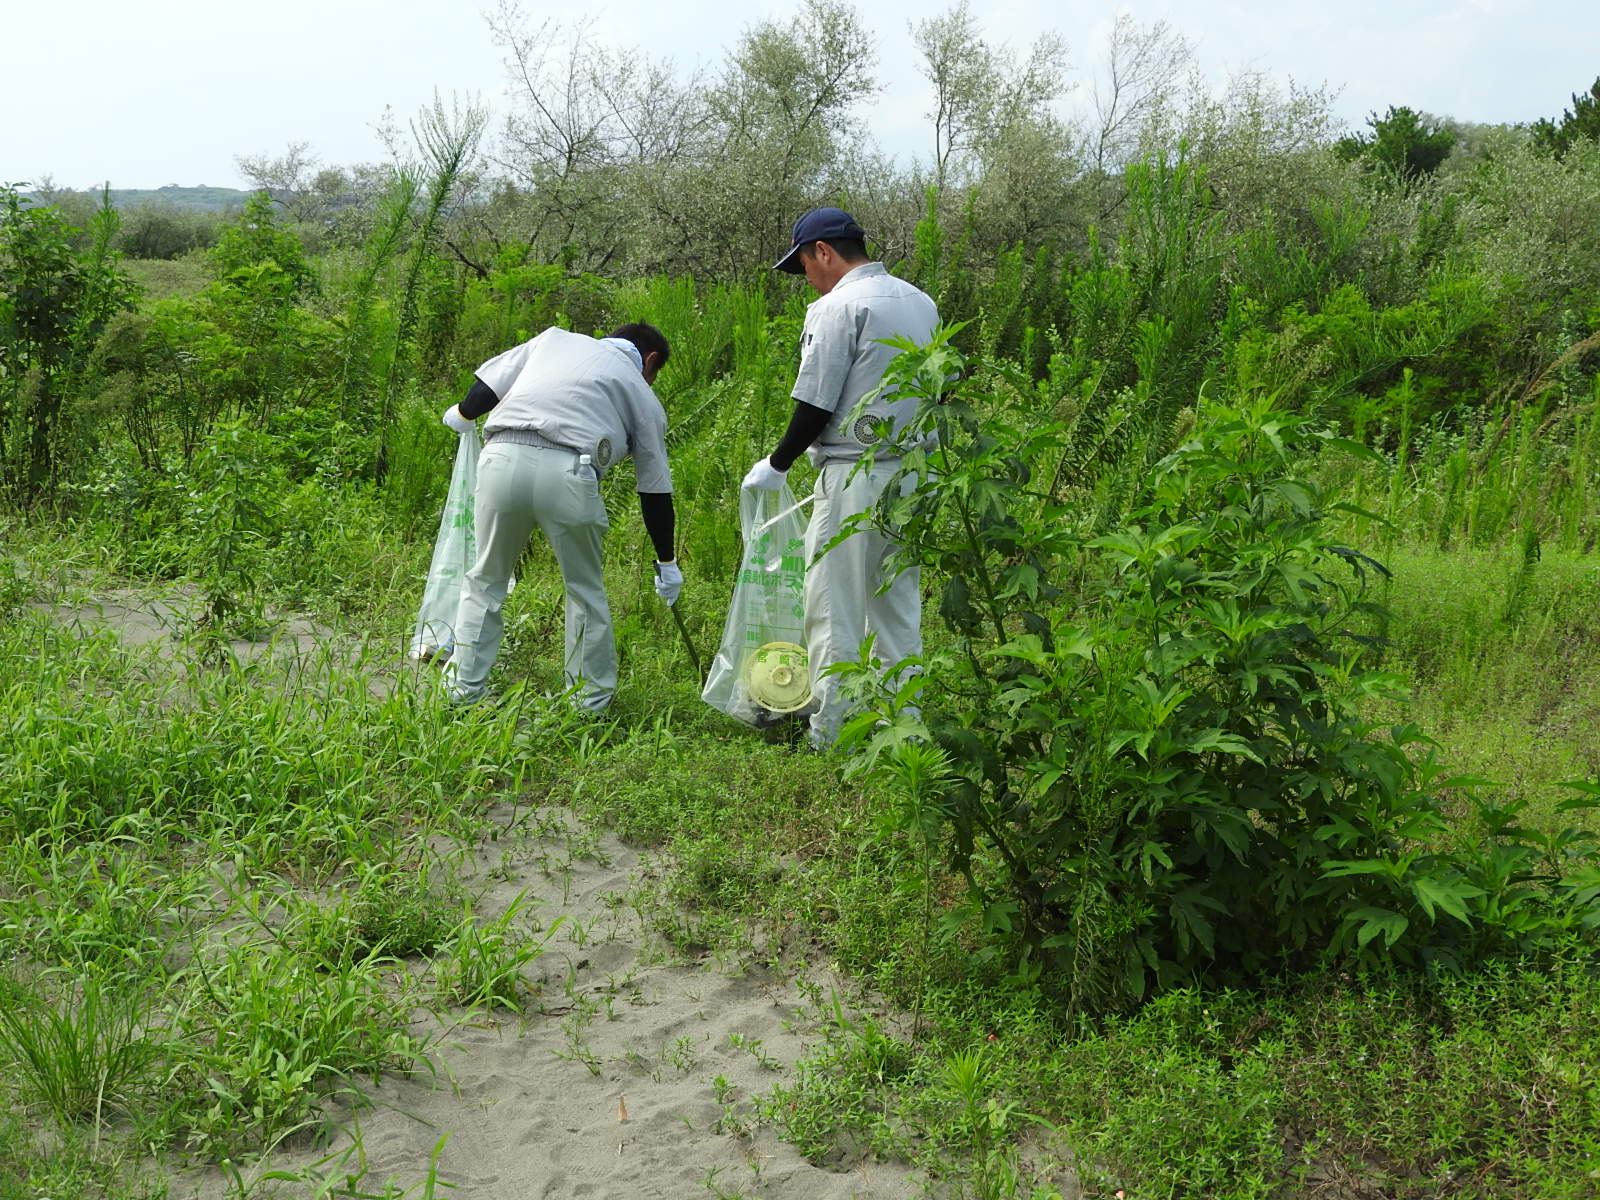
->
xmin=769 ymin=401 xmax=832 ymax=471
xmin=639 ymin=492 xmax=675 ymax=563
xmin=458 ymin=376 xmax=501 ymax=420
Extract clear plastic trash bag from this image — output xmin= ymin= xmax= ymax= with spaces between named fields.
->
xmin=410 ymin=427 xmax=481 ymax=661
xmin=703 ymin=484 xmax=812 ymax=727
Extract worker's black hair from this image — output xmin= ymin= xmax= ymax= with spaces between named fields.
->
xmin=608 ymin=322 xmax=670 ymax=367
xmin=803 ymin=236 xmax=869 ymax=264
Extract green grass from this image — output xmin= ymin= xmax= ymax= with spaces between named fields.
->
xmin=5 ymin=417 xmax=1600 ymax=1197
xmin=121 ymin=254 xmax=211 ymax=300
xmin=760 ymin=959 xmax=1600 ymax=1199
xmin=1355 ymin=543 xmax=1600 ymax=834
xmin=0 ymin=537 xmax=587 ymax=1190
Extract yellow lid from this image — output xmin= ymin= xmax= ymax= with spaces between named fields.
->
xmin=743 ymin=641 xmax=811 ymax=713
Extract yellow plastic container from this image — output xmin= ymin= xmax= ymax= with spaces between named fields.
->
xmin=742 ymin=641 xmax=811 ymax=714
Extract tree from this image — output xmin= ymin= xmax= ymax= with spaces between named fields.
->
xmin=1532 ymin=76 xmax=1600 ymax=158
xmin=1167 ymin=70 xmax=1343 ymax=236
xmin=487 ymin=3 xmax=714 ymax=271
xmin=0 ymin=185 xmax=137 ymax=498
xmin=912 ymin=2 xmax=993 ymax=192
xmin=1334 ymin=106 xmax=1456 ymax=182
xmin=235 ymin=142 xmax=383 ymax=248
xmin=1087 ymin=15 xmax=1195 ymax=176
xmin=374 ymin=93 xmax=488 ymax=482
xmin=717 ymin=0 xmax=877 ymax=164
xmin=657 ymin=0 xmax=880 ymax=278
xmin=235 ymin=141 xmax=322 ymax=221
xmin=912 ymin=2 xmax=1069 ymax=193
xmin=117 ymin=203 xmax=219 ymax=259
xmin=483 ymin=0 xmax=884 ymax=279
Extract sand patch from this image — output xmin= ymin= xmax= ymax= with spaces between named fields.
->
xmin=171 ymin=802 xmax=917 ymax=1198
xmin=28 ymin=579 xmax=408 ymax=697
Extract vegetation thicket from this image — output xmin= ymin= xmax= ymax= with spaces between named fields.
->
xmin=3 ymin=7 xmax=1600 ymax=1196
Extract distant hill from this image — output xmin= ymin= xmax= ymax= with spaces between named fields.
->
xmin=26 ymin=185 xmax=254 ymax=213
xmin=113 ymin=185 xmax=253 ymax=212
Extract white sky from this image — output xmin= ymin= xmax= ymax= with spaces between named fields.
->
xmin=3 ymin=0 xmax=1595 ymax=190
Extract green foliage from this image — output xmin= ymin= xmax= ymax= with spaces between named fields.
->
xmin=841 ymin=335 xmax=1600 ymax=1013
xmin=5 ymin=55 xmax=1600 ymax=1195
xmin=331 ymin=167 xmax=416 ymax=449
xmin=1228 ymin=277 xmax=1499 ymax=427
xmin=187 ymin=422 xmax=277 ymax=638
xmin=0 ymin=970 xmax=162 ymax=1125
xmin=1226 ymin=198 xmax=1371 ymax=324
xmin=177 ymin=941 xmax=423 ymax=1151
xmin=82 ymin=305 xmax=216 ymax=472
xmin=345 ymin=863 xmax=460 ymax=959
xmin=4 ymin=471 xmax=1600 ymax=1193
xmin=433 ymin=894 xmax=554 ymax=1010
xmin=0 ymin=620 xmax=518 ymax=862
xmin=1532 ymin=76 xmax=1600 ymax=158
xmin=209 ymin=192 xmax=314 ymax=295
xmin=769 ymin=959 xmax=1600 ymax=1198
xmin=1453 ymin=139 xmax=1600 ymax=331
xmin=374 ymin=97 xmax=486 ymax=482
xmin=0 ymin=184 xmax=138 ymax=498
xmin=197 ymin=207 xmax=339 ymax=436
xmin=0 ymin=549 xmax=31 ymax=619
xmin=116 ymin=202 xmax=221 ymax=259
xmin=1335 ymin=106 xmax=1457 ymax=182
xmin=910 ymin=185 xmax=943 ymax=297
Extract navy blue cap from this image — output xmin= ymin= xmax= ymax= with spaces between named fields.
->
xmin=773 ymin=207 xmax=866 ymax=274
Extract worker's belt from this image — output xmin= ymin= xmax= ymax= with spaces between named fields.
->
xmin=485 ymin=428 xmax=577 ymax=453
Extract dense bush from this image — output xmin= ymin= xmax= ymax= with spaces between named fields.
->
xmin=842 ymin=337 xmax=1600 ymax=1013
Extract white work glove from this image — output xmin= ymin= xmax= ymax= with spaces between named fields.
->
xmin=742 ymin=457 xmax=786 ymax=491
xmin=442 ymin=405 xmax=475 ymax=436
xmin=654 ymin=561 xmax=684 ymax=607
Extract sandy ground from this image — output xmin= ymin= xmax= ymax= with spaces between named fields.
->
xmin=37 ymin=583 xmax=923 ymax=1198
xmin=175 ymin=804 xmax=920 ymax=1199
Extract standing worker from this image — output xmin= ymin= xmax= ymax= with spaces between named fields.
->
xmin=441 ymin=322 xmax=682 ymax=711
xmin=742 ymin=208 xmax=939 ymax=750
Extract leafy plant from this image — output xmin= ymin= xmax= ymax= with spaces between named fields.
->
xmin=1532 ymin=75 xmax=1600 ymax=158
xmin=433 ymin=893 xmax=556 ymax=1010
xmin=350 ymin=863 xmax=460 ymax=958
xmin=1334 ymin=106 xmax=1457 ymax=182
xmin=177 ymin=941 xmax=424 ymax=1151
xmin=0 ymin=970 xmax=162 ymax=1126
xmin=0 ymin=183 xmax=137 ymax=498
xmin=841 ymin=333 xmax=1600 ymax=1012
xmin=186 ymin=421 xmax=277 ymax=641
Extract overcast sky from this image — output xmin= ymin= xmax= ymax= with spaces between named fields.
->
xmin=4 ymin=0 xmax=1594 ymax=191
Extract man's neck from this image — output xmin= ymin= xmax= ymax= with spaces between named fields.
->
xmin=817 ymin=258 xmax=872 ymax=295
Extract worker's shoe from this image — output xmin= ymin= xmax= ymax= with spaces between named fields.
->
xmin=440 ymin=660 xmax=489 ymax=709
xmin=445 ymin=688 xmax=490 ymax=711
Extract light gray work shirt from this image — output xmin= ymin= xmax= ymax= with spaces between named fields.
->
xmin=476 ymin=328 xmax=672 ymax=493
xmin=790 ymin=262 xmax=940 ymax=467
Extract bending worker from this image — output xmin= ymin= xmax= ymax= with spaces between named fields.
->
xmin=441 ymin=322 xmax=681 ymax=711
xmin=742 ymin=208 xmax=939 ymax=749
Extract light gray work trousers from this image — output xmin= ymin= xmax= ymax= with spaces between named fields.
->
xmin=804 ymin=458 xmax=922 ymax=747
xmin=448 ymin=442 xmax=614 ymax=711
